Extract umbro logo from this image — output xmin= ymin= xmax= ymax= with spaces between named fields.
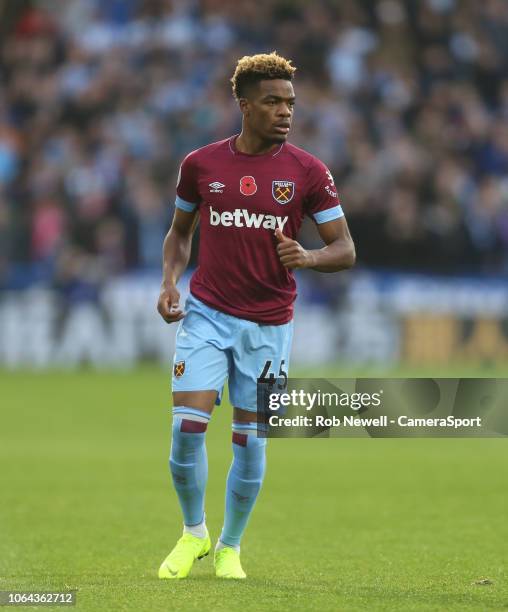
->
xmin=209 ymin=181 xmax=225 ymax=193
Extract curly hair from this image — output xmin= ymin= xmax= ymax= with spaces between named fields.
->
xmin=231 ymin=52 xmax=296 ymax=100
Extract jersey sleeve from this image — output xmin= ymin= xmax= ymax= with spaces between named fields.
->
xmin=304 ymin=158 xmax=344 ymax=224
xmin=175 ymin=151 xmax=200 ymax=212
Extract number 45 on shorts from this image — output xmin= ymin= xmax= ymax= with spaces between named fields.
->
xmin=257 ymin=359 xmax=288 ymax=390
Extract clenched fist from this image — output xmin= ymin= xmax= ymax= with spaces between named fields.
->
xmin=275 ymin=228 xmax=315 ymax=269
xmin=157 ymin=285 xmax=185 ymax=323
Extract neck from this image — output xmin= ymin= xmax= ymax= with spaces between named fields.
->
xmin=235 ymin=127 xmax=280 ymax=155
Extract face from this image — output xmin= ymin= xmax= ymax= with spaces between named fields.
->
xmin=240 ymin=79 xmax=295 ymax=143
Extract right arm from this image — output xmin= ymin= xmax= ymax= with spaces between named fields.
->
xmin=157 ymin=208 xmax=199 ymax=323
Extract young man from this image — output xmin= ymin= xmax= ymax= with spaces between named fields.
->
xmin=157 ymin=52 xmax=355 ymax=580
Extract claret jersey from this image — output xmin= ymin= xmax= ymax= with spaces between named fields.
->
xmin=175 ymin=135 xmax=344 ymax=324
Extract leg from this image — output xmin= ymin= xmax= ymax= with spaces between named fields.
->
xmin=160 ymin=296 xmax=229 ymax=579
xmin=160 ymin=391 xmax=219 ymax=579
xmin=169 ymin=298 xmax=229 ymax=531
xmin=220 ymin=407 xmax=267 ymax=548
xmin=214 ymin=407 xmax=265 ymax=579
xmin=169 ymin=390 xmax=217 ymax=530
xmin=215 ymin=320 xmax=293 ymax=579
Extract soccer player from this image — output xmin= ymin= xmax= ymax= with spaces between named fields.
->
xmin=157 ymin=52 xmax=355 ymax=580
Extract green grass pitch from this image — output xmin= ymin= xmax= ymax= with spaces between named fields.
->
xmin=1 ymin=365 xmax=507 ymax=611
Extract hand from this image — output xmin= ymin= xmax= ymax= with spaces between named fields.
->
xmin=157 ymin=284 xmax=185 ymax=323
xmin=274 ymin=228 xmax=315 ymax=269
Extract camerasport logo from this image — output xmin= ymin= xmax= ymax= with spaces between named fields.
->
xmin=240 ymin=176 xmax=257 ymax=196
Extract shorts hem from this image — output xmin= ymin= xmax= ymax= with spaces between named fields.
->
xmin=172 ymin=384 xmax=222 ymax=393
xmin=229 ymin=403 xmax=258 ymax=413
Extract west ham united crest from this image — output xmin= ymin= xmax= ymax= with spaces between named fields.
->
xmin=272 ymin=180 xmax=295 ymax=204
xmin=174 ymin=361 xmax=185 ymax=378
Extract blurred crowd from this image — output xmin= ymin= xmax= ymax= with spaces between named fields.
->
xmin=1 ymin=0 xmax=508 ymax=295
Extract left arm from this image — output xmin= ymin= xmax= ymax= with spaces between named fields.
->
xmin=275 ymin=217 xmax=356 ymax=272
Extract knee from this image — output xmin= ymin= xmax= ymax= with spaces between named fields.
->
xmin=231 ymin=427 xmax=266 ymax=481
xmin=170 ymin=409 xmax=209 ymax=460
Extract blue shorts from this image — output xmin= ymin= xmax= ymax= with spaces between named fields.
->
xmin=172 ymin=294 xmax=293 ymax=412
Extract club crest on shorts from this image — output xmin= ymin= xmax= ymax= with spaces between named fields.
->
xmin=174 ymin=361 xmax=185 ymax=378
xmin=272 ymin=180 xmax=295 ymax=204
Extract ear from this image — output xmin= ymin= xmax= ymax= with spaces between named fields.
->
xmin=239 ymin=97 xmax=250 ymax=117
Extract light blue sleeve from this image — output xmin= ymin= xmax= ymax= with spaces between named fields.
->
xmin=313 ymin=205 xmax=344 ymax=224
xmin=175 ymin=196 xmax=198 ymax=212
